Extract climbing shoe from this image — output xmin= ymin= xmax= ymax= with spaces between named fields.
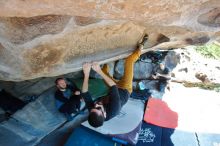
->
xmin=139 ymin=34 xmax=149 ymax=46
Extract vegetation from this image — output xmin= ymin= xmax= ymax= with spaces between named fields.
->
xmin=174 ymin=42 xmax=220 ymax=92
xmin=172 ymin=80 xmax=220 ymax=92
xmin=182 ymin=81 xmax=220 ymax=92
xmin=195 ymin=42 xmax=220 ymax=60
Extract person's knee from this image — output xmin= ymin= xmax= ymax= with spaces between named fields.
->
xmin=126 ymin=55 xmax=139 ymax=63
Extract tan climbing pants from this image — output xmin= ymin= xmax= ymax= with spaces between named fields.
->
xmin=102 ymin=48 xmax=141 ymax=93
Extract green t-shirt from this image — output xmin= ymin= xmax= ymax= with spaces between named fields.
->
xmin=72 ymin=78 xmax=109 ymax=100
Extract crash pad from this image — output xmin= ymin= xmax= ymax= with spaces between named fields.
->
xmin=137 ymin=122 xmax=162 ymax=146
xmin=137 ymin=122 xmax=198 ymax=146
xmin=144 ymin=98 xmax=178 ymax=129
xmin=64 ymin=126 xmax=120 ymax=146
xmin=82 ymin=98 xmax=144 ymax=145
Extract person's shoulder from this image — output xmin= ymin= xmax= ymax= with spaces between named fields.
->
xmin=55 ymin=88 xmax=62 ymax=94
xmin=54 ymin=89 xmax=62 ymax=99
xmin=109 ymin=85 xmax=118 ymax=92
xmin=55 ymin=88 xmax=60 ymax=93
xmin=67 ymin=84 xmax=75 ymax=89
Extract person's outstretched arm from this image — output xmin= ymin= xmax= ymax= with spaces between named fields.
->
xmin=92 ymin=62 xmax=121 ymax=120
xmin=82 ymin=63 xmax=91 ymax=93
xmin=81 ymin=63 xmax=94 ymax=110
xmin=156 ymin=72 xmax=171 ymax=79
xmin=92 ymin=62 xmax=116 ymax=87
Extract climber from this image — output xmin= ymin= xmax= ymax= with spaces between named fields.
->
xmin=151 ymin=62 xmax=171 ymax=92
xmin=54 ymin=78 xmax=81 ymax=119
xmin=81 ymin=34 xmax=148 ymax=128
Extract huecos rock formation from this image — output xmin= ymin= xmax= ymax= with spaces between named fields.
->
xmin=0 ymin=0 xmax=219 ymax=81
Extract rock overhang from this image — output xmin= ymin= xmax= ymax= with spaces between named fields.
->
xmin=0 ymin=1 xmax=219 ymax=81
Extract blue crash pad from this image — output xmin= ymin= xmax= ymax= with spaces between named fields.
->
xmin=162 ymin=127 xmax=197 ymax=146
xmin=137 ymin=122 xmax=198 ymax=146
xmin=137 ymin=122 xmax=162 ymax=146
xmin=64 ymin=126 xmax=120 ymax=146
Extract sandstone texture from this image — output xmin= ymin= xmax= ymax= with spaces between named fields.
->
xmin=0 ymin=1 xmax=219 ymax=81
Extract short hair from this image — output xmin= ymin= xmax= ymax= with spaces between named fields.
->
xmin=55 ymin=77 xmax=64 ymax=85
xmin=88 ymin=111 xmax=105 ymax=128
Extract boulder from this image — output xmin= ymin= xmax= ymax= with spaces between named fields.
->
xmin=0 ymin=1 xmax=219 ymax=81
xmin=114 ymin=58 xmax=154 ymax=80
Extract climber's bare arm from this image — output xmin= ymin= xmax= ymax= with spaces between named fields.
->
xmin=92 ymin=62 xmax=116 ymax=87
